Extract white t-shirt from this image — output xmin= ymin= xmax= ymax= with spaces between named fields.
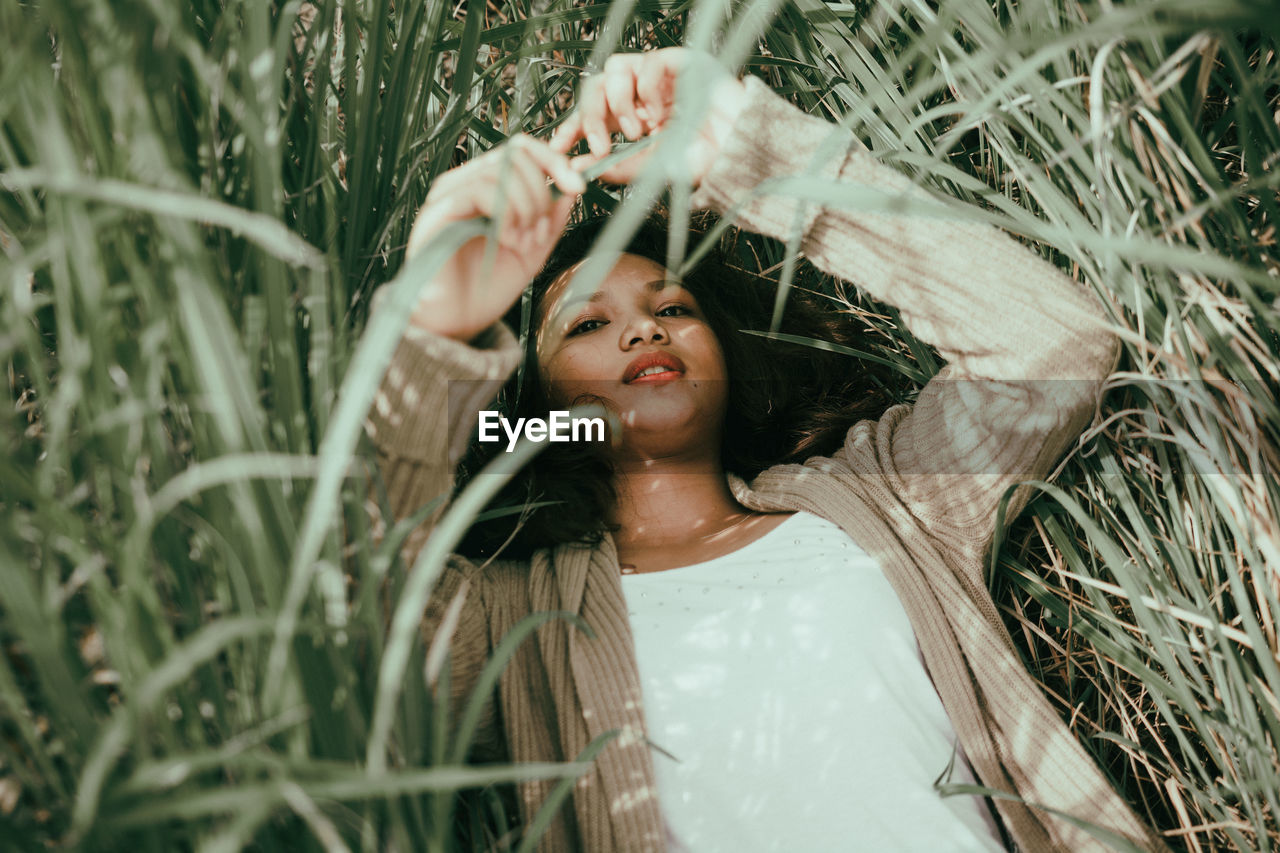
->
xmin=620 ymin=511 xmax=1007 ymax=852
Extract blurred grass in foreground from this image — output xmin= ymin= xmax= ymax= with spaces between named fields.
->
xmin=1 ymin=0 xmax=1277 ymax=849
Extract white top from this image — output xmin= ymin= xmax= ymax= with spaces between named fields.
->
xmin=620 ymin=511 xmax=1007 ymax=852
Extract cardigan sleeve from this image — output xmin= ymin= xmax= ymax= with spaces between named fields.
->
xmin=692 ymin=76 xmax=1119 ymax=559
xmin=364 ymin=292 xmax=522 ymax=756
xmin=363 ymin=293 xmax=520 ymax=561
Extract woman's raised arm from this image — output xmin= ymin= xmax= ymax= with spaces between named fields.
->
xmin=367 ymin=134 xmax=583 ymax=537
xmin=689 ymin=76 xmax=1119 ymax=556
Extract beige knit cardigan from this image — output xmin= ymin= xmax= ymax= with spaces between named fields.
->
xmin=367 ymin=77 xmax=1168 ymax=852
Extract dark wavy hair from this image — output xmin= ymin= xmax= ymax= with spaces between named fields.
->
xmin=454 ymin=211 xmax=903 ymax=560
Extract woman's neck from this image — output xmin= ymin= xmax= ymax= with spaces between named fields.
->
xmin=608 ymin=452 xmax=749 ymax=550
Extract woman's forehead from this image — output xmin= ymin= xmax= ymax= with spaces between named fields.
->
xmin=539 ymin=253 xmax=678 ymax=320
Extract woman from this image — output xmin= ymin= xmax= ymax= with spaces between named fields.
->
xmin=369 ymin=49 xmax=1166 ymax=852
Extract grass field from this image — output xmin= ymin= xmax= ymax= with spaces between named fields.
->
xmin=2 ymin=0 xmax=1278 ymax=849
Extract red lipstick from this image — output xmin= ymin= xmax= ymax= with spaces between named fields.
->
xmin=623 ymin=352 xmax=686 ymax=384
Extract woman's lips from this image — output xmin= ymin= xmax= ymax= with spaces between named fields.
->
xmin=622 ymin=352 xmax=686 ymax=384
xmin=629 ymin=367 xmax=683 ymax=384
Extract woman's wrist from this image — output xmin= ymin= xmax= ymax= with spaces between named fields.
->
xmin=695 ymin=74 xmax=748 ymax=189
xmin=407 ymin=289 xmax=487 ymax=344
xmin=688 ymin=75 xmax=857 ymax=243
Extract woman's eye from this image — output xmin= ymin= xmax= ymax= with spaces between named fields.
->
xmin=656 ymin=304 xmax=691 ymax=317
xmin=568 ymin=318 xmax=605 ymax=336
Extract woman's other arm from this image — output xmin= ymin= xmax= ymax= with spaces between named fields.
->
xmin=691 ymin=76 xmax=1119 ymax=555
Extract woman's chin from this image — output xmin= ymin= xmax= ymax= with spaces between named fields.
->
xmin=611 ymin=403 xmax=721 ymax=458
xmin=557 ymin=381 xmax=727 ymax=457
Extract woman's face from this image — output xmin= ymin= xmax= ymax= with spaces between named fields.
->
xmin=536 ymin=253 xmax=729 ymax=459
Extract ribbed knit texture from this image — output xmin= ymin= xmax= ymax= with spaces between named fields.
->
xmin=369 ymin=77 xmax=1168 ymax=852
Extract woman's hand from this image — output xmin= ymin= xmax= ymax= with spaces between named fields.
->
xmin=404 ymin=134 xmax=584 ymax=342
xmin=550 ymin=48 xmax=747 ymax=187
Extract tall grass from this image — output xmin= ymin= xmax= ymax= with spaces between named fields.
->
xmin=1 ymin=0 xmax=1276 ymax=849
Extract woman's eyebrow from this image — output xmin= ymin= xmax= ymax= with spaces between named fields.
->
xmin=646 ymin=278 xmax=684 ymax=293
xmin=562 ymin=278 xmax=681 ymax=311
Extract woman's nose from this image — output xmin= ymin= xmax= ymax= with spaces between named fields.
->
xmin=621 ymin=316 xmax=666 ymax=348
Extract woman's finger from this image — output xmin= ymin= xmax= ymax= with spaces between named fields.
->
xmin=499 ymin=141 xmax=556 ymax=229
xmin=576 ymin=74 xmax=615 ymax=156
xmin=471 ymin=148 xmax=536 ymax=231
xmin=548 ymin=105 xmax=588 ymax=154
xmin=570 ymin=141 xmax=652 ymax=186
xmin=635 ymin=50 xmax=680 ymax=131
xmin=540 ymin=191 xmax=579 ymax=248
xmin=419 ymin=136 xmax=582 ymax=239
xmin=603 ymin=55 xmax=643 ymax=139
xmin=516 ymin=138 xmax=586 ymax=196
